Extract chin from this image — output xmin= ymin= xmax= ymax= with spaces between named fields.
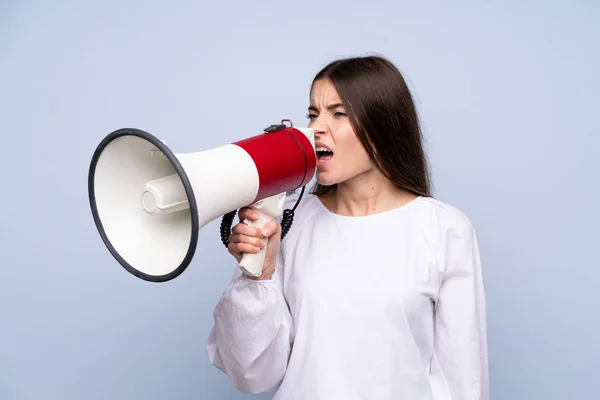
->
xmin=315 ymin=170 xmax=338 ymax=187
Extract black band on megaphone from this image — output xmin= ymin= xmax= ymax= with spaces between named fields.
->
xmin=88 ymin=128 xmax=199 ymax=283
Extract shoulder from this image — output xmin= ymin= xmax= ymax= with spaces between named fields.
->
xmin=412 ymin=196 xmax=476 ymax=232
xmin=279 ymin=191 xmax=322 ymax=233
xmin=408 ymin=196 xmax=481 ymax=272
xmin=407 ymin=196 xmax=479 ymax=252
xmin=281 ymin=191 xmax=322 ymax=214
xmin=275 ymin=191 xmax=322 ymax=257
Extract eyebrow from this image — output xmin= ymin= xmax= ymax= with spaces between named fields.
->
xmin=308 ymin=103 xmax=345 ymax=112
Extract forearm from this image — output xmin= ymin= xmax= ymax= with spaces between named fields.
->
xmin=207 ymin=270 xmax=293 ymax=393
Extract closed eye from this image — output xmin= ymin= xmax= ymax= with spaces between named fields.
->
xmin=306 ymin=110 xmax=346 ymax=120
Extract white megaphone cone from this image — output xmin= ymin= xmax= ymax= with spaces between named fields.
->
xmin=88 ymin=120 xmax=316 ymax=282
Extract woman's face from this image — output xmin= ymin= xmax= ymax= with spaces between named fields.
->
xmin=307 ymin=79 xmax=374 ymax=187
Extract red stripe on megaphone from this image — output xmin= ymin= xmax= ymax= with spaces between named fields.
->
xmin=233 ymin=127 xmax=316 ymax=202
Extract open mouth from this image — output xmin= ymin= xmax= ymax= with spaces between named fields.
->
xmin=316 ymin=146 xmax=334 ymax=163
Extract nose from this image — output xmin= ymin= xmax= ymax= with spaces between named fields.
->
xmin=309 ymin=117 xmax=328 ymax=136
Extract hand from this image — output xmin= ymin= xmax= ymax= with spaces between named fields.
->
xmin=227 ymin=206 xmax=282 ymax=280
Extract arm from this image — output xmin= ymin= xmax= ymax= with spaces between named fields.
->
xmin=432 ymin=218 xmax=489 ymax=400
xmin=206 ymin=245 xmax=293 ymax=394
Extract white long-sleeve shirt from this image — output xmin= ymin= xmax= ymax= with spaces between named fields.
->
xmin=206 ymin=193 xmax=489 ymax=400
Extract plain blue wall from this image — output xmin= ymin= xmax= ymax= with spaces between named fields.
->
xmin=1 ymin=1 xmax=598 ymax=399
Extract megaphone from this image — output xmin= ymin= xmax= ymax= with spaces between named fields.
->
xmin=88 ymin=120 xmax=316 ymax=282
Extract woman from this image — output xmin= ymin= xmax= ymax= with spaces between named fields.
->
xmin=206 ymin=55 xmax=489 ymax=400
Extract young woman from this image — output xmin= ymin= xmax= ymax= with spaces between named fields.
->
xmin=206 ymin=55 xmax=489 ymax=400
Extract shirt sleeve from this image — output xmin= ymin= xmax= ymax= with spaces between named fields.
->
xmin=432 ymin=217 xmax=489 ymax=400
xmin=205 ymin=245 xmax=294 ymax=394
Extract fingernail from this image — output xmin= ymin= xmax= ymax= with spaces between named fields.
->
xmin=261 ymin=226 xmax=272 ymax=236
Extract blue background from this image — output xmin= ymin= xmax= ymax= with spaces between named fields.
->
xmin=1 ymin=1 xmax=598 ymax=399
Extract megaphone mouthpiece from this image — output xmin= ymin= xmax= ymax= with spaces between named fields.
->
xmin=141 ymin=174 xmax=189 ymax=215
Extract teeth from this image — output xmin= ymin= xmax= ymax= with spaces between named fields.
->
xmin=316 ymin=146 xmax=331 ymax=152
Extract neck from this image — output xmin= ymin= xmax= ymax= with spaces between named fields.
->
xmin=321 ymin=171 xmax=418 ymax=217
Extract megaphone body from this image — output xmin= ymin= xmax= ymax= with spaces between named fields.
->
xmin=88 ymin=121 xmax=316 ymax=282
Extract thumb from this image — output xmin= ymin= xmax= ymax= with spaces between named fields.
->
xmin=261 ymin=220 xmax=280 ymax=238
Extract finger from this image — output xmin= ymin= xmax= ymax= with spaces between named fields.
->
xmin=238 ymin=207 xmax=259 ymax=222
xmin=229 ymin=233 xmax=265 ymax=249
xmin=229 ymin=242 xmax=262 ymax=254
xmin=232 ymin=223 xmax=262 ymax=237
xmin=261 ymin=220 xmax=280 ymax=237
xmin=227 ymin=242 xmax=241 ymax=256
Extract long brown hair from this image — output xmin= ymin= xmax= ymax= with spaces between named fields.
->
xmin=309 ymin=55 xmax=432 ymax=197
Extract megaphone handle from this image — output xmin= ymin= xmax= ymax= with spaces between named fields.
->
xmin=238 ymin=221 xmax=269 ymax=277
xmin=238 ymin=193 xmax=286 ymax=277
